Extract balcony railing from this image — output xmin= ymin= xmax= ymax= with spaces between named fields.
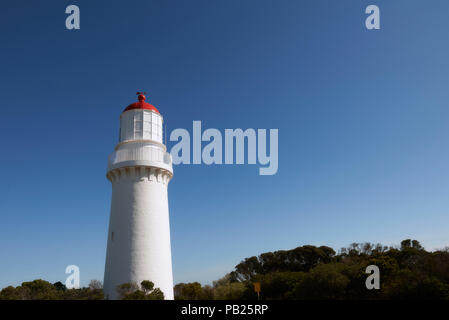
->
xmin=108 ymin=146 xmax=172 ymax=171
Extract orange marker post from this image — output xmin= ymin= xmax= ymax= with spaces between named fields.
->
xmin=253 ymin=282 xmax=261 ymax=300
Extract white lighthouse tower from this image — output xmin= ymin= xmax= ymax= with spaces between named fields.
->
xmin=103 ymin=93 xmax=174 ymax=300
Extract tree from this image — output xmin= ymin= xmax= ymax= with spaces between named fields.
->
xmin=213 ymin=282 xmax=246 ymax=300
xmin=0 ymin=286 xmax=20 ymax=300
xmin=234 ymin=256 xmax=261 ymax=281
xmin=200 ymin=285 xmax=214 ymax=300
xmin=18 ymin=279 xmax=59 ymax=300
xmin=116 ymin=282 xmax=139 ymax=299
xmin=88 ymin=280 xmax=103 ymax=290
xmin=117 ymin=281 xmax=164 ymax=300
xmin=291 ymin=263 xmax=350 ymax=300
xmin=174 ymin=282 xmax=202 ymax=300
xmin=252 ymin=272 xmax=305 ymax=300
xmin=401 ymin=239 xmax=412 ymax=250
xmin=232 ymin=245 xmax=336 ymax=281
xmin=412 ymin=240 xmax=423 ymax=250
xmin=140 ymin=280 xmax=154 ymax=294
xmin=147 ymin=288 xmax=164 ymax=300
xmin=0 ymin=280 xmax=104 ymax=300
xmin=53 ymin=281 xmax=66 ymax=291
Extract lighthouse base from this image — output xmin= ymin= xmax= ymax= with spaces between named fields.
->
xmin=103 ymin=166 xmax=174 ymax=300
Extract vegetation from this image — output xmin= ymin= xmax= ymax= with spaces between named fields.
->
xmin=0 ymin=279 xmax=164 ymax=300
xmin=117 ymin=280 xmax=164 ymax=300
xmin=174 ymin=239 xmax=449 ymax=300
xmin=0 ymin=279 xmax=104 ymax=300
xmin=1 ymin=239 xmax=448 ymax=300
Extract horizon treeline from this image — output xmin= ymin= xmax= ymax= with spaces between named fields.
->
xmin=1 ymin=239 xmax=448 ymax=300
xmin=175 ymin=239 xmax=449 ymax=300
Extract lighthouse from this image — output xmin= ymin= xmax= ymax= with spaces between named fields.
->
xmin=103 ymin=93 xmax=174 ymax=300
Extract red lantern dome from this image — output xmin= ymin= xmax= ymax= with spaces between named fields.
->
xmin=123 ymin=92 xmax=160 ymax=113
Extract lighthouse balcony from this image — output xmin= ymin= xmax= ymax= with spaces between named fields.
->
xmin=107 ymin=145 xmax=173 ymax=173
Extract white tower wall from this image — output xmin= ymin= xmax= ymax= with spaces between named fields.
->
xmin=104 ymin=104 xmax=174 ymax=300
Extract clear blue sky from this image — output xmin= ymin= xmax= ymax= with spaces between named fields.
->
xmin=1 ymin=0 xmax=449 ymax=288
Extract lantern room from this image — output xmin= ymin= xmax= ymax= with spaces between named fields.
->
xmin=119 ymin=93 xmax=163 ymax=144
